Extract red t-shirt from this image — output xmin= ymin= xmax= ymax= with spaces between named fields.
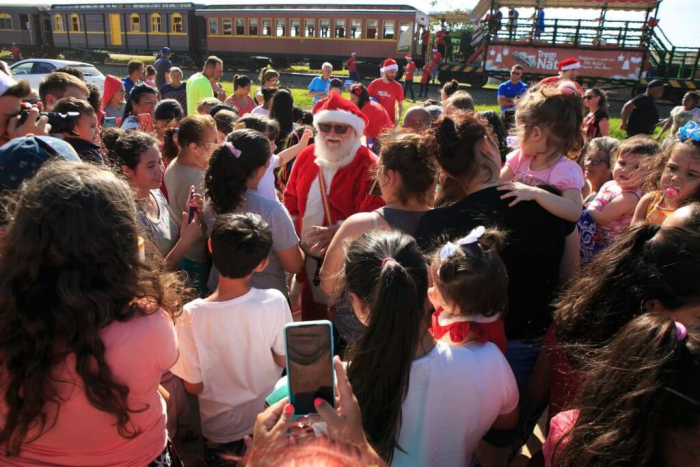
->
xmin=538 ymin=76 xmax=584 ymax=94
xmin=420 ymin=64 xmax=432 ymax=84
xmin=436 ymin=30 xmax=446 ymax=45
xmin=347 ymin=57 xmax=357 ymax=73
xmin=367 ymin=79 xmax=404 ymax=124
xmin=404 ymin=61 xmax=416 ymax=80
xmin=421 ymin=30 xmax=430 ymax=45
xmin=361 ymin=101 xmax=394 ymax=140
xmin=432 ymin=51 xmax=443 ymax=66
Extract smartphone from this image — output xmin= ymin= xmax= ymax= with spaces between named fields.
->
xmin=103 ymin=117 xmax=116 ymax=129
xmin=284 ymin=320 xmax=335 ymax=416
xmin=136 ymin=113 xmax=154 ymax=132
xmin=187 ymin=186 xmax=196 ymax=224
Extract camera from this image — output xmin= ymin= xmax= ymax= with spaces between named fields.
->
xmin=18 ymin=110 xmax=81 ymax=134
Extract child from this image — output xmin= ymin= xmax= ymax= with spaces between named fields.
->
xmin=543 ymin=314 xmax=699 ymax=467
xmin=170 ymin=212 xmax=293 ymax=466
xmin=204 ymin=128 xmax=303 ymax=296
xmin=102 ymin=74 xmax=126 ymax=123
xmin=52 ymin=97 xmax=104 ymax=164
xmin=499 ymin=87 xmax=585 ymax=223
xmin=428 ymin=226 xmax=508 ymax=353
xmin=418 ymin=61 xmax=431 ymax=98
xmin=633 ymin=121 xmax=700 ymax=225
xmin=144 ymin=65 xmax=157 ymax=88
xmin=582 ymin=136 xmax=659 ymax=253
xmin=197 ymin=97 xmax=221 ymax=115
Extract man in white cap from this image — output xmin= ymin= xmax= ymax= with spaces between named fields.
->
xmin=367 ymin=58 xmax=405 ymax=124
xmin=403 ymin=54 xmax=416 ymax=101
xmin=283 ymin=93 xmax=385 ymax=321
xmin=347 ymin=53 xmax=360 ymax=82
xmin=538 ymin=57 xmax=583 ymax=94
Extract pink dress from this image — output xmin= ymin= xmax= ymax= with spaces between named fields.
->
xmin=587 ymin=180 xmax=641 ymax=246
xmin=505 ymin=149 xmax=584 ymax=193
xmin=0 ymin=309 xmax=178 ymax=466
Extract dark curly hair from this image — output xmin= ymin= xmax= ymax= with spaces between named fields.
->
xmin=205 ymin=129 xmax=271 ymax=214
xmin=109 ymin=131 xmax=158 ymax=170
xmin=0 ymin=161 xmax=183 ymax=456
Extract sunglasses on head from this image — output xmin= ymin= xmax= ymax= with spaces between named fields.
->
xmin=318 ymin=123 xmax=349 ymax=134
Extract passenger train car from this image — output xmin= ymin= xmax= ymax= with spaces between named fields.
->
xmin=0 ymin=0 xmax=429 ymax=72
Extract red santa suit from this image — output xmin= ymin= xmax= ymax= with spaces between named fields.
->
xmin=284 ymin=94 xmax=385 ymax=320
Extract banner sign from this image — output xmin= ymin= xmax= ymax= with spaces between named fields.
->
xmin=485 ymin=45 xmax=644 ymax=80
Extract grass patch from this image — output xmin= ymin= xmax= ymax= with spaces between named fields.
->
xmin=109 ymin=54 xmax=156 ymax=65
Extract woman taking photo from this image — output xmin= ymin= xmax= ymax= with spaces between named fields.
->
xmin=582 ymin=88 xmax=610 ymax=140
xmin=121 ymin=83 xmax=158 ymax=131
xmin=0 ymin=162 xmax=183 ymax=465
xmin=255 ymin=68 xmax=280 ymax=104
xmin=224 ymin=75 xmax=256 ymax=116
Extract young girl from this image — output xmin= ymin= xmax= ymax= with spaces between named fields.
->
xmin=633 ymin=121 xmax=700 ymax=225
xmin=580 ymin=136 xmax=659 ymax=256
xmin=204 ymin=128 xmax=304 ymax=297
xmin=543 ymin=313 xmax=699 ymax=467
xmin=144 ymin=65 xmax=157 ymax=88
xmin=499 ymin=87 xmax=585 ymax=223
xmin=224 ymin=74 xmax=256 ymax=116
xmin=102 ymin=74 xmax=126 ymax=123
xmin=428 ymin=226 xmax=508 ymax=353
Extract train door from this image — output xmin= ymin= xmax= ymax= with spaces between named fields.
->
xmin=32 ymin=15 xmax=43 ymax=46
xmin=42 ymin=16 xmax=54 ymax=47
xmin=109 ymin=14 xmax=122 ymax=46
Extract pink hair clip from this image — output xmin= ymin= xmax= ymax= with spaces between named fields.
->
xmin=225 ymin=142 xmax=242 ymax=158
xmin=675 ymin=321 xmax=688 ymax=341
xmin=381 ymin=257 xmax=396 ymax=268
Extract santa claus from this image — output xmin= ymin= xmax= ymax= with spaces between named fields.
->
xmin=538 ymin=57 xmax=584 ymax=94
xmin=284 ymin=93 xmax=385 ymax=321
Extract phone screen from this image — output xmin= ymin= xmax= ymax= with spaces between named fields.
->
xmin=285 ymin=322 xmax=334 ymax=415
xmin=103 ymin=117 xmax=116 ymax=129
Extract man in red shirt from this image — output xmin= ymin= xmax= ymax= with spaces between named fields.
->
xmin=10 ymin=43 xmax=20 ymax=62
xmin=421 ymin=28 xmax=430 ymax=59
xmin=436 ymin=27 xmax=447 ymax=59
xmin=538 ymin=57 xmax=584 ymax=94
xmin=367 ymin=58 xmax=405 ymax=124
xmin=431 ymin=48 xmax=443 ymax=84
xmin=347 ymin=52 xmax=360 ymax=82
xmin=403 ymin=54 xmax=416 ymax=101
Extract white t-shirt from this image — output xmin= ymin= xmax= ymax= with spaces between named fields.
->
xmin=257 ymin=154 xmax=281 ymax=201
xmin=251 ymin=105 xmax=270 ymax=117
xmin=392 ymin=341 xmax=518 ymax=467
xmin=170 ymin=288 xmax=293 ymax=442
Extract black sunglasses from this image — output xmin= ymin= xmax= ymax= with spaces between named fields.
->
xmin=585 ymin=158 xmax=609 ymax=167
xmin=318 ymin=123 xmax=349 ymax=134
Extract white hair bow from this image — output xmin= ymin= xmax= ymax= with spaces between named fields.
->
xmin=439 ymin=226 xmax=485 ymax=260
xmin=225 ymin=142 xmax=241 ymax=158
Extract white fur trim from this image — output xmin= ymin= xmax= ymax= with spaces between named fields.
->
xmin=314 ymin=109 xmax=366 ymax=137
xmin=381 ymin=64 xmax=399 ymax=73
xmin=560 ymin=62 xmax=581 ymax=71
xmin=437 ymin=311 xmax=501 ymax=327
xmin=315 ymin=139 xmax=361 ymax=171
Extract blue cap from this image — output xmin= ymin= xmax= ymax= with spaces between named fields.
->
xmin=0 ymin=136 xmax=80 ymax=191
xmin=161 ymin=47 xmax=171 ymax=54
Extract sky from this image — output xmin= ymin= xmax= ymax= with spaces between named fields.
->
xmin=425 ymin=0 xmax=699 ymax=48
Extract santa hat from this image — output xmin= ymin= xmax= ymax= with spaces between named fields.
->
xmin=313 ymin=93 xmax=368 ymax=137
xmin=558 ymin=57 xmax=581 ymax=72
xmin=102 ymin=75 xmax=123 ymax=110
xmin=406 ymin=54 xmax=413 ymax=60
xmin=380 ymin=58 xmax=399 ymax=73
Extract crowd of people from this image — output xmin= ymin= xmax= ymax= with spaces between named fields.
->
xmin=0 ymin=47 xmax=698 ymax=467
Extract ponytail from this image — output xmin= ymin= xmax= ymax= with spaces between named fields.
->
xmin=162 ymin=128 xmax=179 ymax=162
xmin=344 ymin=230 xmax=428 ymax=463
xmin=233 ymin=74 xmax=252 ymax=91
xmin=204 ymin=128 xmax=271 ymax=214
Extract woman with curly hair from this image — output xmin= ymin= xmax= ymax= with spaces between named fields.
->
xmin=203 ymin=128 xmax=303 ymax=297
xmin=0 ymin=162 xmax=184 ymax=465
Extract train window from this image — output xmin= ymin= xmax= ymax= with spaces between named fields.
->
xmin=320 ymin=19 xmax=329 ymax=38
xmin=305 ymin=19 xmax=315 ymax=37
xmin=397 ymin=22 xmax=412 ymax=53
xmin=171 ymin=14 xmax=183 ymax=33
xmin=54 ymin=14 xmax=64 ymax=32
xmin=351 ymin=20 xmax=361 ymax=39
xmin=367 ymin=20 xmax=377 ymax=39
xmin=290 ymin=19 xmax=300 ymax=37
xmin=236 ymin=19 xmax=244 ymax=35
xmin=262 ymin=19 xmax=271 ymax=36
xmin=249 ymin=19 xmax=258 ymax=36
xmin=334 ymin=20 xmax=345 ymax=38
xmin=0 ymin=14 xmax=12 ymax=31
xmin=70 ymin=14 xmax=81 ymax=32
xmin=130 ymin=14 xmax=141 ymax=33
xmin=223 ymin=19 xmax=232 ymax=35
xmin=209 ymin=18 xmax=218 ymax=35
xmin=276 ymin=19 xmax=286 ymax=37
xmin=20 ymin=14 xmax=28 ymax=31
xmin=383 ymin=21 xmax=395 ymax=40
xmin=151 ymin=14 xmax=162 ymax=33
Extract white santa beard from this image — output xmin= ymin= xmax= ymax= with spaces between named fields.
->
xmin=314 ymin=134 xmax=361 ymax=170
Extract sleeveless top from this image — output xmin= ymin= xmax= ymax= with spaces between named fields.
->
xmin=334 ymin=207 xmax=429 ymax=343
xmin=137 ymin=189 xmax=179 ymax=257
xmin=645 ymin=190 xmax=675 ymax=226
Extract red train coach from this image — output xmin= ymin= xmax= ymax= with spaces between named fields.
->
xmin=196 ymin=1 xmax=429 ymax=72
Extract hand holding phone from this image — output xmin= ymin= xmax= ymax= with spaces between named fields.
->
xmin=187 ymin=185 xmax=197 ymax=224
xmin=137 ymin=113 xmax=154 ymax=133
xmin=285 ymin=320 xmax=335 ymax=416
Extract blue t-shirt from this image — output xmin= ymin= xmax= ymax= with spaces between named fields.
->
xmin=497 ymin=80 xmax=528 ymax=111
xmin=153 ymin=56 xmax=173 ymax=90
xmin=122 ymin=76 xmax=136 ymax=99
xmin=308 ymin=76 xmax=330 ymax=104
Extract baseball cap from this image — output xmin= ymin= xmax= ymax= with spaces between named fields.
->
xmin=0 ymin=71 xmax=17 ymax=97
xmin=0 ymin=136 xmax=80 ymax=191
xmin=647 ymin=79 xmax=666 ymax=89
xmin=161 ymin=47 xmax=171 ymax=54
